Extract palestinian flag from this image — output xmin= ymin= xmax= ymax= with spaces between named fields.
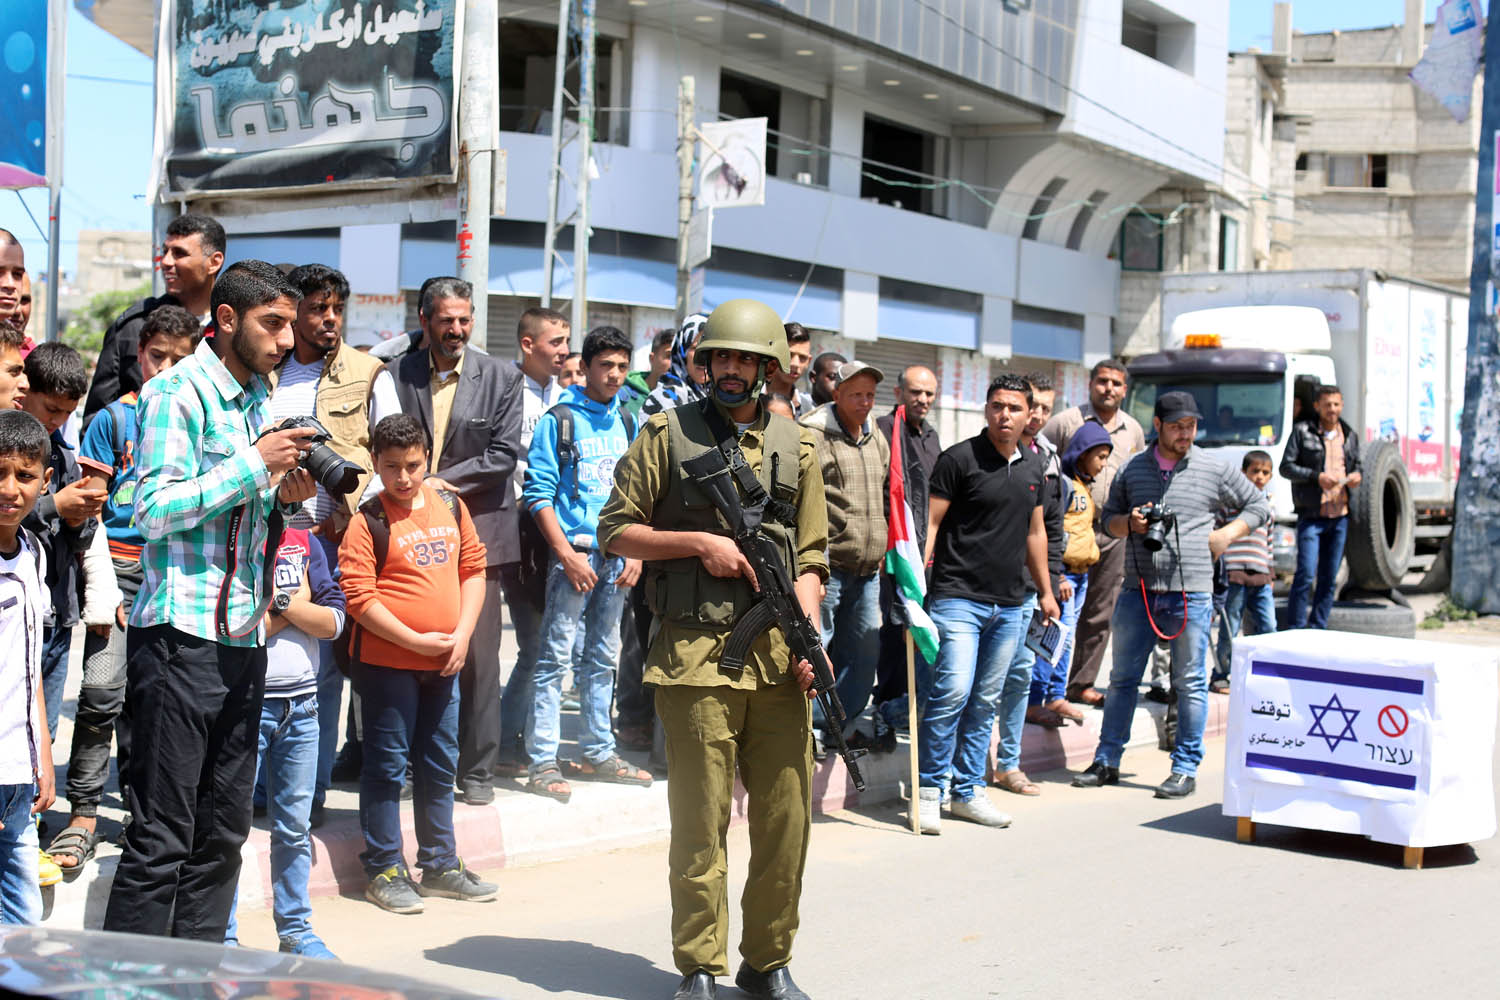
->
xmin=884 ymin=405 xmax=940 ymax=663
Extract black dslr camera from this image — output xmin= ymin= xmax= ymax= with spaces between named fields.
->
xmin=1139 ymin=502 xmax=1176 ymax=553
xmin=273 ymin=416 xmax=362 ymax=497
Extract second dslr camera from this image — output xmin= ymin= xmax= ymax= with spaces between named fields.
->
xmin=273 ymin=416 xmax=363 ymax=497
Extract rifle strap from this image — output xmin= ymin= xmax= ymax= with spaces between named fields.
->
xmin=699 ymin=402 xmax=797 ymax=530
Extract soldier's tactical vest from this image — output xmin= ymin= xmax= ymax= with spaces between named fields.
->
xmin=648 ymin=401 xmax=802 ymax=630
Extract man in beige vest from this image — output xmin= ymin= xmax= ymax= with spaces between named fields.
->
xmin=267 ymin=263 xmax=395 ymax=825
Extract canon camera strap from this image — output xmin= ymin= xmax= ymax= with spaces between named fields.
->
xmin=215 ymin=504 xmax=286 ymax=640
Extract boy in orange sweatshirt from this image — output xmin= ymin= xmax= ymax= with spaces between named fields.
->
xmin=339 ymin=414 xmax=494 ymax=914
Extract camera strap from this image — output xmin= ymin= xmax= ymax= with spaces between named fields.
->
xmin=216 ymin=503 xmax=286 ymax=640
xmin=1130 ymin=513 xmax=1188 ymax=642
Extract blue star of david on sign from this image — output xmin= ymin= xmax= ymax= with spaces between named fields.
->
xmin=1307 ymin=693 xmax=1359 ymax=751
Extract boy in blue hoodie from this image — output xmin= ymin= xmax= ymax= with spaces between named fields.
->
xmin=522 ymin=326 xmax=648 ymax=802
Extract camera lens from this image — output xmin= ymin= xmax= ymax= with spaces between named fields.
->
xmin=301 ymin=442 xmax=362 ymax=497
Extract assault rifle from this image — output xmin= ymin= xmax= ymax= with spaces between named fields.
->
xmin=682 ymin=450 xmax=868 ymax=791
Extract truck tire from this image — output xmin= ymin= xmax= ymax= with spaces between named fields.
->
xmin=1345 ymin=439 xmax=1415 ymax=591
xmin=1324 ymin=600 xmax=1417 ymax=639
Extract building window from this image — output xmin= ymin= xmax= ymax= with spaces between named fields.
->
xmin=1066 ymin=190 xmax=1108 ymax=251
xmin=1023 ymin=177 xmax=1068 ymax=242
xmin=719 ymin=71 xmax=781 ymax=177
xmin=1012 ymin=305 xmax=1085 ymax=363
xmin=861 ymin=115 xmax=944 ymax=216
xmin=1326 ymin=153 xmax=1388 ymax=188
xmin=1219 ymin=216 xmax=1240 ymax=271
xmin=1121 ymin=1 xmax=1195 ymax=73
xmin=1295 ymin=153 xmax=1308 ymax=173
xmin=497 ymin=19 xmax=625 ymax=142
xmin=1116 ymin=210 xmax=1163 ymax=271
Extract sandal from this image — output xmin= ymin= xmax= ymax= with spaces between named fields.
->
xmin=996 ymin=769 xmax=1042 ymax=796
xmin=526 ymin=762 xmax=572 ymax=803
xmin=569 ymin=753 xmax=653 ymax=787
xmin=47 ymin=825 xmax=97 ymax=873
xmin=1045 ymin=698 xmax=1086 ymax=724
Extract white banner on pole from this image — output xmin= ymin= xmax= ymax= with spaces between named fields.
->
xmin=698 ymin=118 xmax=767 ymax=209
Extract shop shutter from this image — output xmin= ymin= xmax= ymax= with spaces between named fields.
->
xmin=850 ymin=337 xmax=941 ymax=411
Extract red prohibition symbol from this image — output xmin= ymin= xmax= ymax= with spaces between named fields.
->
xmin=1377 ymin=704 xmax=1409 ymax=739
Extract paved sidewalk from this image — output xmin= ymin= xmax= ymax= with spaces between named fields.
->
xmin=43 ymin=675 xmax=1227 ymax=929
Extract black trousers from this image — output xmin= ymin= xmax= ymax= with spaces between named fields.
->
xmin=102 ymin=624 xmax=265 ymax=940
xmin=456 ymin=565 xmax=505 ymax=789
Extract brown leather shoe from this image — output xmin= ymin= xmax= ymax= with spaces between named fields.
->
xmin=1045 ymin=698 xmax=1086 ymax=723
xmin=1025 ymin=705 xmax=1064 ymax=728
xmin=1068 ymin=686 xmax=1105 ymax=707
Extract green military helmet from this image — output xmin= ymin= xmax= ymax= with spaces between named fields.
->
xmin=698 ymin=298 xmax=792 ymax=374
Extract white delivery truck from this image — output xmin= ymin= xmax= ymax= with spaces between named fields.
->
xmin=1123 ymin=269 xmax=1465 ymax=592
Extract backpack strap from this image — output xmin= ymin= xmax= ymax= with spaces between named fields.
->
xmin=434 ymin=487 xmax=460 ymax=522
xmin=546 ymin=403 xmax=581 ymax=502
xmin=357 ymin=494 xmax=391 ymax=574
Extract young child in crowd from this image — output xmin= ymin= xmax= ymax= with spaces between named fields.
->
xmin=339 ymin=414 xmax=495 ymax=914
xmin=56 ymin=305 xmax=201 ymax=872
xmin=522 ymin=326 xmax=647 ymax=803
xmin=0 ymin=324 xmax=27 ymax=410
xmin=248 ymin=525 xmax=344 ymax=955
xmin=1212 ymin=450 xmax=1278 ymax=691
xmin=1028 ymin=421 xmax=1113 ymax=726
xmin=0 ymin=410 xmax=57 ymax=924
xmin=19 ymin=345 xmax=104 ymax=746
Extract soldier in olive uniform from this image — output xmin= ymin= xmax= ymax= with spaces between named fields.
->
xmin=598 ymin=299 xmax=829 ymax=1000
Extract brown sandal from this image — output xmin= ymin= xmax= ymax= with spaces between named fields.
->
xmin=569 ymin=753 xmax=653 ymax=787
xmin=996 ymin=769 xmax=1041 ymax=796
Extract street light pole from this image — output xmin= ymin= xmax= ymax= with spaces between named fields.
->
xmin=456 ymin=0 xmax=497 ymax=352
xmin=44 ymin=0 xmax=66 ymax=343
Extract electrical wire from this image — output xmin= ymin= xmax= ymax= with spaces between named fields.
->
xmin=14 ymin=192 xmax=47 ymax=243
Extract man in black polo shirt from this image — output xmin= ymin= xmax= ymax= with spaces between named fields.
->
xmin=915 ymin=374 xmax=1060 ymax=835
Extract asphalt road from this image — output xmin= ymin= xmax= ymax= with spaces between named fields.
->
xmin=232 ymin=712 xmax=1500 ymax=1000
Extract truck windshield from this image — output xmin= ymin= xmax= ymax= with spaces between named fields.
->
xmin=1124 ymin=375 xmax=1286 ymax=446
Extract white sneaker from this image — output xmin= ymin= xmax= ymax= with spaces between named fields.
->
xmin=918 ymin=787 xmax=942 ymax=835
xmin=950 ymin=794 xmax=1013 ymax=828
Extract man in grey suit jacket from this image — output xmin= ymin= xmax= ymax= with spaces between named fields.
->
xmin=386 ymin=277 xmax=523 ymax=804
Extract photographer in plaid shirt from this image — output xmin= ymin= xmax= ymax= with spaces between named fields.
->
xmin=102 ymin=261 xmax=319 ymax=941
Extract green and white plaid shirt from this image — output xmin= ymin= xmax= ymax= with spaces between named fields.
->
xmin=129 ymin=339 xmax=283 ymax=647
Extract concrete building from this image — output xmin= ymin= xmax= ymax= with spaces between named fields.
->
xmin=1116 ymin=0 xmax=1481 ymax=359
xmin=88 ymin=0 xmax=1232 ymax=439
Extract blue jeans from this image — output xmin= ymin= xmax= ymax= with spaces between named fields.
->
xmin=0 ymin=783 xmax=40 ymax=924
xmin=529 ymin=550 xmax=628 ymax=769
xmin=815 ymin=569 xmax=882 ymax=737
xmin=41 ymin=625 xmax=70 ymax=740
xmin=499 ymin=561 xmax=543 ymax=764
xmin=1288 ymin=515 xmax=1348 ymax=630
xmin=918 ymin=597 xmax=1029 ymax=801
xmin=1095 ymin=589 xmax=1212 ymax=776
xmin=1214 ymin=581 xmax=1276 ymax=680
xmin=995 ymin=595 xmax=1038 ymax=772
xmin=358 ymin=664 xmax=459 ymax=876
xmin=257 ymin=693 xmax=320 ymax=941
xmin=1030 ymin=571 xmax=1088 ymax=706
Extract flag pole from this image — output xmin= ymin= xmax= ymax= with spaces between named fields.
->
xmin=905 ymin=629 xmax=919 ymax=835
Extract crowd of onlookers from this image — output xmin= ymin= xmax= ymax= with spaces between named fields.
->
xmin=0 ymin=213 xmax=1361 ymax=939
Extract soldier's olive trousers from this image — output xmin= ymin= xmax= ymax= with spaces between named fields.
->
xmin=655 ymin=681 xmax=813 ymax=977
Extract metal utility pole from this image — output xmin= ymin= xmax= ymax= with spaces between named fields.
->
xmin=540 ymin=0 xmax=571 ymax=310
xmin=1454 ymin=10 xmax=1500 ymax=612
xmin=44 ymin=0 xmax=66 ymax=343
xmin=674 ymin=76 xmax=695 ymax=325
xmin=456 ymin=0 xmax=497 ymax=352
xmin=569 ymin=0 xmax=595 ymax=343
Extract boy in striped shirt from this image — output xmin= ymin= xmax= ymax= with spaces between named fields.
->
xmin=1212 ymin=450 xmax=1277 ymax=691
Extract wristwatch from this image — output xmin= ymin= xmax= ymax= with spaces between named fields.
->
xmin=271 ymin=591 xmax=292 ymax=616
